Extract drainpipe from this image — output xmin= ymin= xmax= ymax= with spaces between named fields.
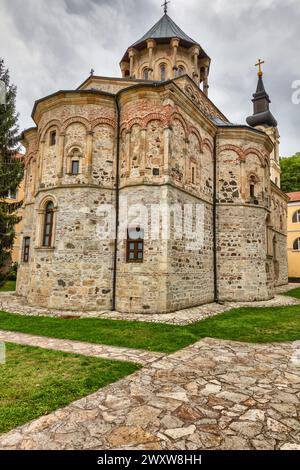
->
xmin=112 ymin=95 xmax=121 ymax=311
xmin=213 ymin=134 xmax=219 ymax=303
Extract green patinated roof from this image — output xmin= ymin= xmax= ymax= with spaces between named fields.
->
xmin=132 ymin=13 xmax=199 ymax=48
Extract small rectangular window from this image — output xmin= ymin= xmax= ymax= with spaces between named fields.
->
xmin=50 ymin=131 xmax=56 ymax=146
xmin=192 ymin=166 xmax=195 ymax=184
xmin=23 ymin=237 xmax=30 ymax=263
xmin=153 ymin=168 xmax=160 ymax=176
xmin=126 ymin=229 xmax=144 ymax=263
xmin=71 ymin=160 xmax=79 ymax=175
xmin=250 ymin=184 xmax=255 ymax=198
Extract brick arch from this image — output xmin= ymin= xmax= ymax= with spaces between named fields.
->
xmin=39 ymin=194 xmax=58 ymax=211
xmin=91 ymin=117 xmax=115 ymax=130
xmin=244 ymin=147 xmax=267 ymax=168
xmin=188 ymin=127 xmax=203 ymax=152
xmin=123 ymin=117 xmax=144 ymax=133
xmin=39 ymin=119 xmax=62 ymax=142
xmin=62 ymin=116 xmax=91 ymax=133
xmin=203 ymin=138 xmax=214 ymax=155
xmin=143 ymin=113 xmax=165 ymax=128
xmin=65 ymin=143 xmax=84 ymax=155
xmin=219 ymin=144 xmax=245 ymax=161
xmin=25 ymin=152 xmax=36 ymax=168
xmin=170 ymin=112 xmax=188 ymax=138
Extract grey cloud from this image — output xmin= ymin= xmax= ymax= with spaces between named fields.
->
xmin=0 ymin=0 xmax=299 ymax=155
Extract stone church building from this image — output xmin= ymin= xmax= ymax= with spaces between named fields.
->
xmin=17 ymin=10 xmax=288 ymax=313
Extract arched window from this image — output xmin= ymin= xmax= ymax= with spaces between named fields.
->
xmin=249 ymin=177 xmax=255 ymax=198
xmin=293 ymin=238 xmax=300 ymax=251
xmin=249 ymin=175 xmax=257 ymax=200
xmin=292 ymin=210 xmax=300 ymax=223
xmin=160 ymin=64 xmax=166 ymax=82
xmin=143 ymin=67 xmax=150 ymax=80
xmin=177 ymin=66 xmax=185 ymax=77
xmin=43 ymin=201 xmax=55 ymax=247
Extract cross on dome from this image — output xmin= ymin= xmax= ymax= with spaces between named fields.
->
xmin=161 ymin=0 xmax=170 ymax=15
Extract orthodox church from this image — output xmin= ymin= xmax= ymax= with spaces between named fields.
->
xmin=17 ymin=6 xmax=288 ymax=313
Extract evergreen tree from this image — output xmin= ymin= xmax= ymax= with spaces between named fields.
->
xmin=0 ymin=58 xmax=24 ymax=286
xmin=280 ymin=153 xmax=300 ymax=193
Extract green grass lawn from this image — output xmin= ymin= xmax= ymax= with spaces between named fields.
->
xmin=0 ymin=281 xmax=16 ymax=292
xmin=284 ymin=287 xmax=300 ymax=299
xmin=0 ymin=292 xmax=300 ymax=353
xmin=0 ymin=312 xmax=195 ymax=354
xmin=0 ymin=343 xmax=140 ymax=434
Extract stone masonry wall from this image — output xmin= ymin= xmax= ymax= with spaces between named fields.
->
xmin=271 ymin=186 xmax=288 ymax=287
xmin=166 ymin=186 xmax=214 ymax=311
xmin=217 ymin=204 xmax=270 ymax=302
xmin=116 ymin=186 xmax=168 ymax=314
xmin=24 ymin=187 xmax=115 ymax=311
xmin=216 ymin=132 xmax=274 ymax=301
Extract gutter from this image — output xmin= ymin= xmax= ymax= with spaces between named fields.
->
xmin=112 ymin=95 xmax=121 ymax=311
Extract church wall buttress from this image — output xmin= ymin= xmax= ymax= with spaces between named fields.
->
xmin=216 ymin=131 xmax=286 ymax=301
xmin=92 ymin=124 xmax=115 ymax=186
xmin=17 ymin=99 xmax=117 ymax=310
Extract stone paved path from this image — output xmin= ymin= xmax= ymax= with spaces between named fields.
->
xmin=1 ymin=283 xmax=300 ymax=325
xmin=1 ymin=337 xmax=300 ymax=450
xmin=0 ymin=331 xmax=163 ymax=366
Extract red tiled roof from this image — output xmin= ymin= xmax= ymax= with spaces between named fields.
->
xmin=287 ymin=192 xmax=300 ymax=202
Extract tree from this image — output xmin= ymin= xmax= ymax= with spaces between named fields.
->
xmin=0 ymin=58 xmax=24 ymax=286
xmin=280 ymin=153 xmax=300 ymax=193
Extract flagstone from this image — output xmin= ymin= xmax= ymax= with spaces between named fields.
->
xmin=1 ymin=337 xmax=300 ymax=450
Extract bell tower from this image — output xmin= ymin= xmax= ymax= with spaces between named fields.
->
xmin=246 ymin=60 xmax=281 ymax=187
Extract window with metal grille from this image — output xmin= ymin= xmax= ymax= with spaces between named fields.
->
xmin=43 ymin=201 xmax=54 ymax=247
xmin=126 ymin=228 xmax=144 ymax=263
xmin=23 ymin=237 xmax=30 ymax=263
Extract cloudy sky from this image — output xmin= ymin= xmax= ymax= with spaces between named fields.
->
xmin=1 ymin=0 xmax=299 ymax=156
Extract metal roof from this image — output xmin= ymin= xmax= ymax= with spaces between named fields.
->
xmin=132 ymin=13 xmax=199 ymax=48
xmin=246 ymin=75 xmax=278 ymax=128
xmin=121 ymin=14 xmax=209 ymax=63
